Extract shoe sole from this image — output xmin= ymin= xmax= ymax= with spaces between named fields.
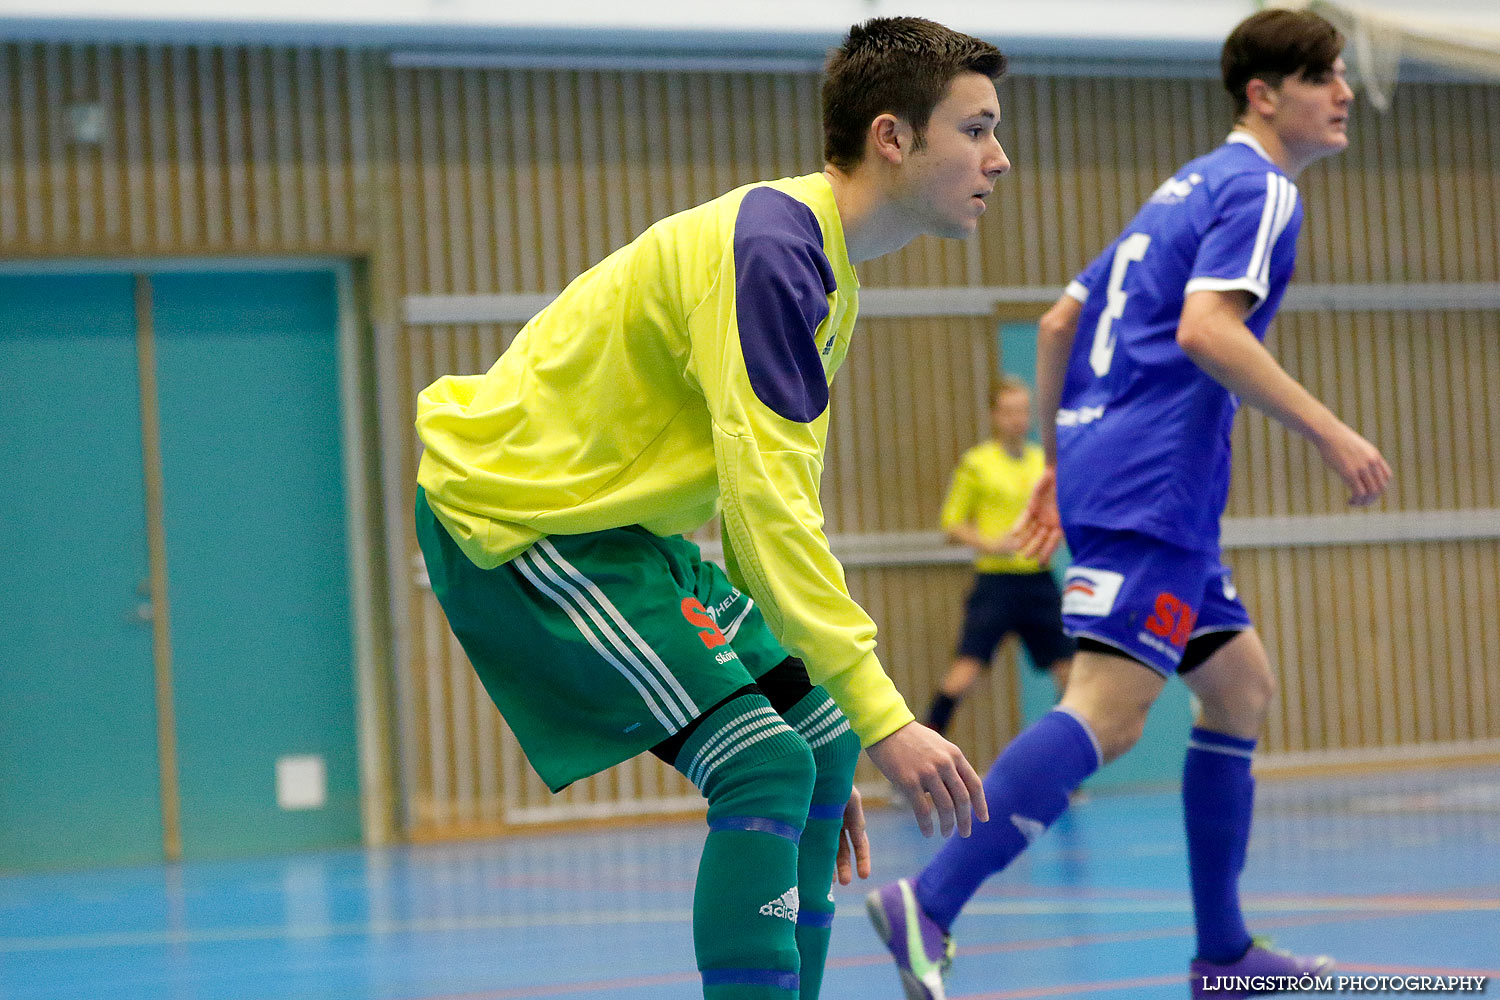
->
xmin=865 ymin=891 xmax=941 ymax=1000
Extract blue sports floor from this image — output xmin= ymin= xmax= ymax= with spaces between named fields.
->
xmin=3 ymin=766 xmax=1496 ymax=999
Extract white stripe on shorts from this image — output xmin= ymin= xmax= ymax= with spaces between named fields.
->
xmin=536 ymin=539 xmax=700 ymax=720
xmin=513 ymin=553 xmax=682 ymax=732
xmin=519 ymin=547 xmax=693 ymax=727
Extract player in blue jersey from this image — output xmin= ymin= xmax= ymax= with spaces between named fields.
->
xmin=868 ymin=10 xmax=1392 ymax=999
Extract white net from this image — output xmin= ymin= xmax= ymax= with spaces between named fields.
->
xmin=1276 ymin=0 xmax=1500 ymax=110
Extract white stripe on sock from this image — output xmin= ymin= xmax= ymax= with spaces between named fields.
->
xmin=1188 ymin=738 xmax=1255 ymax=760
xmin=685 ymin=706 xmax=779 ymax=786
xmin=807 ymin=720 xmax=851 ymax=749
xmin=692 ymin=715 xmax=797 ymax=788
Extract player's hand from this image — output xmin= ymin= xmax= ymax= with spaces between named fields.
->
xmin=835 ymin=786 xmax=871 ymax=885
xmin=865 ymin=722 xmax=989 ymax=838
xmin=1011 ymin=467 xmax=1064 ymax=563
xmin=1315 ymin=422 xmax=1392 ymax=506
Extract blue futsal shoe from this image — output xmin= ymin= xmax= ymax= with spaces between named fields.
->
xmin=1190 ymin=938 xmax=1335 ymax=998
xmin=866 ymin=878 xmax=956 ymax=1000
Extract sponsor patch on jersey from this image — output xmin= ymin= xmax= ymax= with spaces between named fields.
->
xmin=1061 ymin=567 xmax=1124 ymax=617
xmin=1147 ymin=171 xmax=1203 ymax=205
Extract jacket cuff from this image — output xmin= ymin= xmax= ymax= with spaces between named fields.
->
xmin=817 ymin=650 xmax=916 ymax=748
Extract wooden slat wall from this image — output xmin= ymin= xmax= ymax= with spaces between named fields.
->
xmin=0 ymin=43 xmax=370 ymax=254
xmin=4 ymin=39 xmax=1498 ymax=836
xmin=1230 ymin=541 xmax=1500 ymax=754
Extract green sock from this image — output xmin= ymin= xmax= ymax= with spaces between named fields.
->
xmin=780 ymin=690 xmax=861 ymax=999
xmin=696 ymin=830 xmax=802 ymax=999
xmin=675 ymin=694 xmax=816 ymax=999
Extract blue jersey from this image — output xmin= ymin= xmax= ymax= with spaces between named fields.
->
xmin=1056 ymin=133 xmax=1303 ymax=552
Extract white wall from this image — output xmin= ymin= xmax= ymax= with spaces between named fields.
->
xmin=1 ymin=0 xmax=1495 ymax=76
xmin=0 ymin=0 xmax=1263 ymax=56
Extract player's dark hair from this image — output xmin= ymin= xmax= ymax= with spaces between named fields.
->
xmin=1221 ymin=8 xmax=1344 ymax=118
xmin=823 ymin=17 xmax=1006 ymax=171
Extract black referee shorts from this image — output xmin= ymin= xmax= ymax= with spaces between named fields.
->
xmin=955 ymin=570 xmax=1076 ymax=671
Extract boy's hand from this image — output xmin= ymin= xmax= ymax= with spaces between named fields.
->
xmin=835 ymin=787 xmax=871 ymax=884
xmin=1011 ymin=467 xmax=1064 ymax=562
xmin=1315 ymin=422 xmax=1392 ymax=506
xmin=866 ymin=722 xmax=988 ymax=838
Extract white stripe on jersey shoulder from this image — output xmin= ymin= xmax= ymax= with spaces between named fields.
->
xmin=1184 ymin=276 xmax=1269 ymax=302
xmin=1245 ymin=172 xmax=1298 ymax=296
xmin=1244 ymin=173 xmax=1281 ymax=291
xmin=1260 ymin=177 xmax=1299 ymax=288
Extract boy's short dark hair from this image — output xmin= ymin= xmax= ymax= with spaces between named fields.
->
xmin=823 ymin=17 xmax=1006 ymax=171
xmin=1221 ymin=8 xmax=1344 ymax=117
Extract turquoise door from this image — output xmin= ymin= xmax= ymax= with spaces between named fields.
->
xmin=0 ymin=275 xmax=166 ymax=870
xmin=152 ymin=271 xmax=361 ymax=857
xmin=0 ymin=268 xmax=362 ymax=871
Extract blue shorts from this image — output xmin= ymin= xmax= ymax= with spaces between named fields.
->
xmin=1059 ymin=525 xmax=1251 ymax=676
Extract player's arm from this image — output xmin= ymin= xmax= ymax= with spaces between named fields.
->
xmin=1009 ymin=292 xmax=1082 ymax=562
xmin=695 ymin=191 xmax=986 ymax=836
xmin=1035 ymin=293 xmax=1084 ymax=465
xmin=1177 ymin=289 xmax=1391 ymax=505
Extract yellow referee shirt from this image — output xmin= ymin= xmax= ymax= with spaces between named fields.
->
xmin=940 ymin=440 xmax=1048 ymax=574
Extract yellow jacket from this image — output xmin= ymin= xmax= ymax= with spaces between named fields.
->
xmin=416 ymin=172 xmax=912 ymax=746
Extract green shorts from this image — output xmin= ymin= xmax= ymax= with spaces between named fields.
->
xmin=415 ymin=489 xmax=791 ymax=791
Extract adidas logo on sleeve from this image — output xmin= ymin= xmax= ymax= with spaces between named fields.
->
xmin=759 ymin=887 xmax=799 ymax=922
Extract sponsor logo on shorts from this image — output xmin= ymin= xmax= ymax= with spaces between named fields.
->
xmin=1144 ymin=591 xmax=1198 ymax=648
xmin=1135 ymin=630 xmax=1182 ymax=660
xmin=1061 ymin=567 xmax=1124 ymax=617
xmin=681 ymin=597 xmax=729 ymax=650
xmin=1222 ymin=574 xmax=1238 ymax=600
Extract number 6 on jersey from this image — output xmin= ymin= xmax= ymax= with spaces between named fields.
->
xmin=1089 ymin=232 xmax=1152 ymax=377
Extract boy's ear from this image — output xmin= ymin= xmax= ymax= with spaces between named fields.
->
xmin=1244 ymin=77 xmax=1279 ymax=117
xmin=868 ymin=113 xmax=908 ymax=165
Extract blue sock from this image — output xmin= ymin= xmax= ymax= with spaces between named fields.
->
xmin=1183 ymin=727 xmax=1257 ymax=963
xmin=914 ymin=708 xmax=1102 ymax=931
